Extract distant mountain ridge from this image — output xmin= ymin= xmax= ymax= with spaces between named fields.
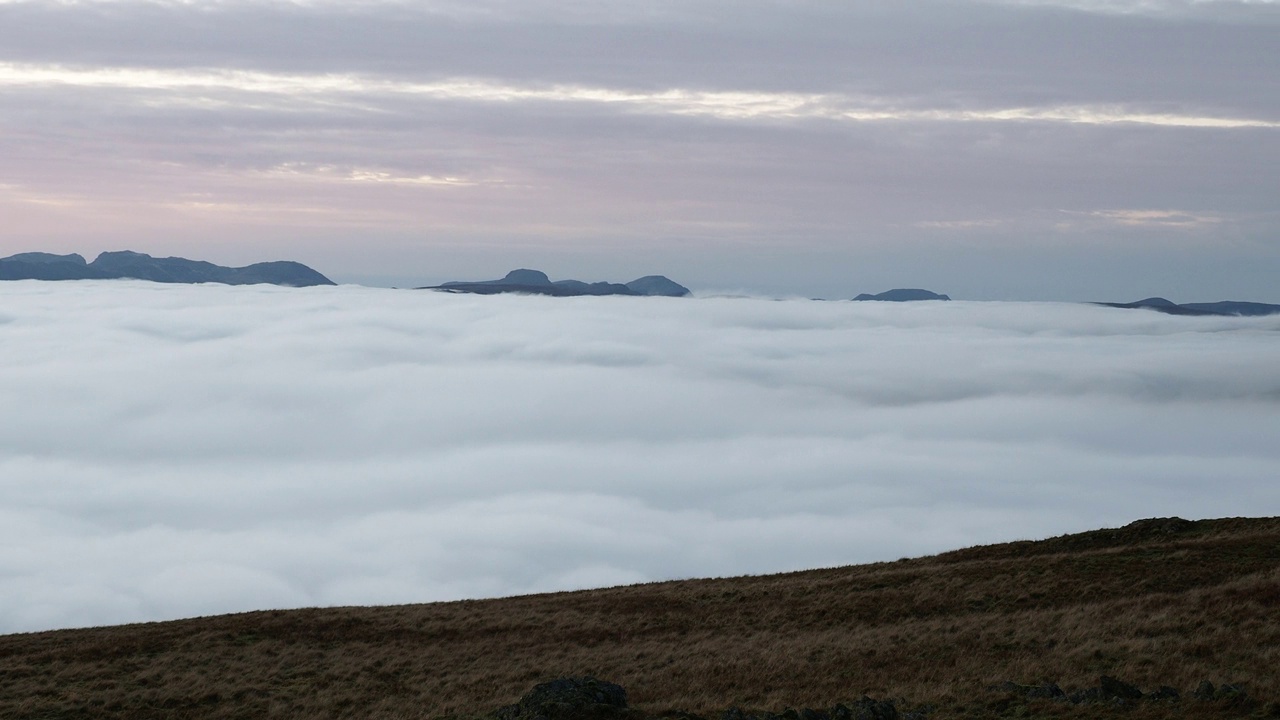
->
xmin=1094 ymin=297 xmax=1280 ymax=317
xmin=426 ymin=269 xmax=690 ymax=297
xmin=853 ymin=288 xmax=951 ymax=301
xmin=0 ymin=251 xmax=335 ymax=287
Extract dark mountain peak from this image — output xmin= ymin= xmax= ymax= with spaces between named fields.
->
xmin=626 ymin=275 xmax=691 ymax=297
xmin=853 ymin=288 xmax=951 ymax=302
xmin=502 ymin=268 xmax=552 ymax=285
xmin=226 ymin=261 xmax=336 ymax=287
xmin=1133 ymin=297 xmax=1178 ymax=308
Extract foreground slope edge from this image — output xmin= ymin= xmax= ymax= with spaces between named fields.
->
xmin=1 ymin=516 xmax=1277 ymax=719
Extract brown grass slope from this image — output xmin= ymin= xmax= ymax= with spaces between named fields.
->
xmin=1 ymin=517 xmax=1278 ymax=720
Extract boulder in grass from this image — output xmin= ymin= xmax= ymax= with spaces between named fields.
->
xmin=495 ymin=677 xmax=629 ymax=720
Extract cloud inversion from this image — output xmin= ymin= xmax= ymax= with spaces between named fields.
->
xmin=1 ymin=282 xmax=1277 ymax=633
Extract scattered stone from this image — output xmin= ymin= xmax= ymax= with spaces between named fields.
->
xmin=1216 ymin=683 xmax=1249 ymax=703
xmin=1193 ymin=680 xmax=1217 ymax=701
xmin=848 ymin=696 xmax=898 ymax=720
xmin=1099 ymin=675 xmax=1143 ymax=701
xmin=1147 ymin=686 xmax=1180 ymax=701
xmin=992 ymin=681 xmax=1064 ymax=700
xmin=1065 ymin=676 xmax=1144 ymax=705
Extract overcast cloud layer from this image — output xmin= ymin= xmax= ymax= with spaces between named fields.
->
xmin=1 ymin=282 xmax=1277 ymax=633
xmin=0 ymin=0 xmax=1277 ymax=299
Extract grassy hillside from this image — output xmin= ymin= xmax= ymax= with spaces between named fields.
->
xmin=2 ymin=517 xmax=1277 ymax=719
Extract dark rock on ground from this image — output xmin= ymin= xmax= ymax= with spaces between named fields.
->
xmin=844 ymin=697 xmax=899 ymax=720
xmin=1099 ymin=675 xmax=1144 ymax=701
xmin=853 ymin=289 xmax=950 ymax=302
xmin=993 ymin=681 xmax=1064 ymax=700
xmin=1197 ymin=682 xmax=1251 ymax=705
xmin=1217 ymin=683 xmax=1250 ymax=701
xmin=731 ymin=699 xmax=899 ymax=720
xmin=995 ymin=676 xmax=1262 ymax=710
xmin=495 ymin=677 xmax=629 ymax=720
xmin=0 ymin=250 xmax=334 ymax=286
xmin=1068 ymin=676 xmax=1143 ymax=705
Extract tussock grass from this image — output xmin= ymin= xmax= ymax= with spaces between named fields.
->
xmin=1 ymin=517 xmax=1277 ymax=719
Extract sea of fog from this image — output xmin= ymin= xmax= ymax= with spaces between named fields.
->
xmin=2 ymin=281 xmax=1278 ymax=633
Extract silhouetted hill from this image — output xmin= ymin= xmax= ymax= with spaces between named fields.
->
xmin=430 ymin=269 xmax=690 ymax=297
xmin=1181 ymin=301 xmax=1280 ymax=316
xmin=0 ymin=250 xmax=335 ymax=286
xmin=0 ymin=252 xmax=110 ymax=280
xmin=624 ymin=276 xmax=692 ymax=297
xmin=852 ymin=289 xmax=950 ymax=301
xmin=1 ymin=516 xmax=1276 ymax=719
xmin=1094 ymin=297 xmax=1280 ymax=316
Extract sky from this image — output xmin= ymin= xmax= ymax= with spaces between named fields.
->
xmin=2 ymin=281 xmax=1279 ymax=633
xmin=0 ymin=0 xmax=1277 ymax=299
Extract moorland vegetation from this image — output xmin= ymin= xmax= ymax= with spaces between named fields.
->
xmin=1 ymin=516 xmax=1276 ymax=719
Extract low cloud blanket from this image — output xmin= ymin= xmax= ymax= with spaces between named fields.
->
xmin=2 ymin=282 xmax=1278 ymax=633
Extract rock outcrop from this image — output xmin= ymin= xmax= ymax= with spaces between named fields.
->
xmin=494 ymin=677 xmax=630 ymax=720
xmin=495 ymin=680 xmax=914 ymax=720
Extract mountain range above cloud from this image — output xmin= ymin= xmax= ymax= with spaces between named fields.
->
xmin=426 ymin=268 xmax=691 ymax=297
xmin=3 ymin=281 xmax=1278 ymax=633
xmin=1093 ymin=297 xmax=1280 ymax=317
xmin=853 ymin=289 xmax=951 ymax=302
xmin=0 ymin=251 xmax=335 ymax=287
xmin=4 ymin=251 xmax=1280 ymax=316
